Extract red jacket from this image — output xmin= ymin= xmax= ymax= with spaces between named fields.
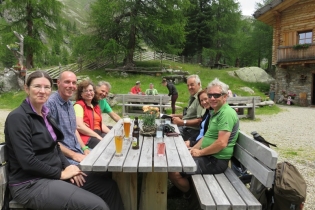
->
xmin=130 ymin=86 xmax=142 ymax=94
xmin=75 ymin=100 xmax=102 ymax=144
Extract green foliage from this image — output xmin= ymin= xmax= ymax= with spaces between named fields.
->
xmin=293 ymin=44 xmax=311 ymax=50
xmin=82 ymin=0 xmax=189 ymax=65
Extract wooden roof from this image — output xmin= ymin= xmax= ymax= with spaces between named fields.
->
xmin=253 ymin=0 xmax=299 ymax=25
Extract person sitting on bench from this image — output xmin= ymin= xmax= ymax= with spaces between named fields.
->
xmin=5 ymin=71 xmax=124 ymax=210
xmin=168 ymin=78 xmax=239 ymax=203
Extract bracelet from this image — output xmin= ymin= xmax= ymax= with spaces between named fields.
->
xmin=82 ymin=146 xmax=89 ymax=151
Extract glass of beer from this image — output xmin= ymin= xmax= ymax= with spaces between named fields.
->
xmin=114 ymin=128 xmax=123 ymax=157
xmin=123 ymin=117 xmax=131 ymax=140
xmin=157 ymin=142 xmax=165 ymax=157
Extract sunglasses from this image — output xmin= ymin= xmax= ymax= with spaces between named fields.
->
xmin=207 ymin=93 xmax=225 ymax=99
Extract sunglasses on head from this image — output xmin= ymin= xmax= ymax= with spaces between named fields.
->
xmin=207 ymin=93 xmax=225 ymax=99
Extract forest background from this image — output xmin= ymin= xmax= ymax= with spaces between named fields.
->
xmin=0 ymin=0 xmax=273 ymax=72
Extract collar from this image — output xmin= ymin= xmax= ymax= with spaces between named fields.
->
xmin=55 ymin=91 xmax=72 ymax=106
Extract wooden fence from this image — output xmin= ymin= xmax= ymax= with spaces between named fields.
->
xmin=277 ymin=44 xmax=315 ymax=62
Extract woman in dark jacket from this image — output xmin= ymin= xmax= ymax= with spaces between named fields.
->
xmin=162 ymin=78 xmax=178 ymax=114
xmin=4 ymin=71 xmax=117 ymax=210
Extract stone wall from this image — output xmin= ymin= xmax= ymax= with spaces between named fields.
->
xmin=275 ymin=64 xmax=314 ymax=106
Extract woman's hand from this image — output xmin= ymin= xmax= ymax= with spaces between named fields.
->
xmin=70 ymin=174 xmax=87 ymax=187
xmin=61 ymin=165 xmax=86 ymax=183
xmin=190 ymin=148 xmax=203 ymax=157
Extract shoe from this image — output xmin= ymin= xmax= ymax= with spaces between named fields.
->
xmin=183 ymin=189 xmax=192 ymax=200
xmin=167 ymin=185 xmax=183 ymax=199
xmin=187 ymin=189 xmax=201 ymax=210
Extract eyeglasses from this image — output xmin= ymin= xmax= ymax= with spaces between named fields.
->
xmin=30 ymin=85 xmax=51 ymax=92
xmin=207 ymin=93 xmax=225 ymax=99
xmin=83 ymin=89 xmax=94 ymax=93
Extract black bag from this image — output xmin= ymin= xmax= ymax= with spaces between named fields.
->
xmin=273 ymin=162 xmax=306 ymax=210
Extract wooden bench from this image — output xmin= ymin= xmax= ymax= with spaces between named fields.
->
xmin=115 ymin=94 xmax=171 ymax=116
xmin=0 ymin=145 xmax=27 ymax=209
xmin=191 ymin=130 xmax=278 ymax=209
xmin=227 ymin=96 xmax=261 ymax=120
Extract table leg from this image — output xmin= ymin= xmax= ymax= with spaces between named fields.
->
xmin=113 ymin=172 xmax=137 ymax=210
xmin=139 ymin=172 xmax=167 ymax=210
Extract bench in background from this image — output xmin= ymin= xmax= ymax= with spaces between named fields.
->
xmin=115 ymin=94 xmax=172 ymax=116
xmin=227 ymin=96 xmax=261 ymax=120
xmin=192 ymin=130 xmax=278 ymax=209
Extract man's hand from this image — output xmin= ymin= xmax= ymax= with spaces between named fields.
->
xmin=70 ymin=174 xmax=87 ymax=187
xmin=172 ymin=117 xmax=182 ymax=125
xmin=190 ymin=148 xmax=203 ymax=157
xmin=73 ymin=153 xmax=86 ymax=162
xmin=83 ymin=149 xmax=90 ymax=156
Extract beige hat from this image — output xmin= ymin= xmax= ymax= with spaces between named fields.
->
xmin=136 ymin=81 xmax=140 ymax=84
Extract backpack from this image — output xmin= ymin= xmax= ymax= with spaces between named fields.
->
xmin=273 ymin=161 xmax=307 ymax=210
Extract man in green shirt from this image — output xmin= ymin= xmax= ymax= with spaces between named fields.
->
xmin=95 ymin=81 xmax=121 ymax=123
xmin=171 ymin=75 xmax=204 ymax=145
xmin=169 ymin=78 xmax=239 ymax=201
xmin=145 ymin=83 xmax=159 ymax=95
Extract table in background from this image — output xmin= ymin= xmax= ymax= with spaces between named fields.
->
xmin=79 ymin=120 xmax=196 ymax=210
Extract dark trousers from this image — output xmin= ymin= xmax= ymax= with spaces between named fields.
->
xmin=87 ymin=129 xmax=106 ymax=149
xmin=9 ymin=172 xmax=124 ymax=210
xmin=171 ymin=94 xmax=178 ymax=114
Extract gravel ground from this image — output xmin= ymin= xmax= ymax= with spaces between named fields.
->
xmin=1 ymin=106 xmax=314 ymax=209
xmin=240 ymin=105 xmax=315 ymax=210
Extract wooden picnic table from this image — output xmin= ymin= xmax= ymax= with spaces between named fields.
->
xmin=79 ymin=119 xmax=197 ymax=210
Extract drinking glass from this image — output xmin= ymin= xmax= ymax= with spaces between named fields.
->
xmin=156 ymin=124 xmax=163 ymax=139
xmin=157 ymin=142 xmax=166 ymax=157
xmin=165 ymin=118 xmax=171 ymax=125
xmin=123 ymin=117 xmax=131 ymax=140
xmin=114 ymin=128 xmax=123 ymax=157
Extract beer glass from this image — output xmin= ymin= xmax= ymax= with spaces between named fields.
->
xmin=114 ymin=128 xmax=123 ymax=157
xmin=123 ymin=117 xmax=131 ymax=140
xmin=157 ymin=142 xmax=165 ymax=157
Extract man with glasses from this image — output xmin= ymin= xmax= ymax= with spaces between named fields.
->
xmin=171 ymin=75 xmax=204 ymax=147
xmin=168 ymin=78 xmax=239 ymax=206
xmin=95 ymin=81 xmax=121 ymax=124
xmin=46 ymin=71 xmax=124 ymax=209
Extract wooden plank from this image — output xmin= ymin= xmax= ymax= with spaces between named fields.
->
xmin=164 ymin=136 xmax=182 ymax=172
xmin=108 ymin=139 xmax=132 ymax=172
xmin=123 ymin=139 xmax=142 ymax=172
xmin=138 ymin=136 xmax=153 ymax=172
xmin=234 ymin=145 xmax=275 ymax=188
xmin=224 ymin=168 xmax=261 ymax=210
xmin=203 ymin=175 xmax=231 ymax=209
xmin=214 ymin=173 xmax=247 ymax=210
xmin=0 ymin=145 xmax=6 ymax=164
xmin=79 ymin=121 xmax=122 ymax=171
xmin=92 ymin=139 xmax=115 ymax=171
xmin=0 ymin=166 xmax=7 ymax=209
xmin=113 ymin=172 xmax=137 ymax=210
xmin=191 ymin=175 xmax=216 ymax=210
xmin=9 ymin=200 xmax=27 ymax=209
xmin=237 ymin=131 xmax=278 ymax=169
xmin=227 ymin=96 xmax=261 ymax=104
xmin=173 ymin=125 xmax=197 ymax=172
xmin=153 ymin=138 xmax=167 ymax=172
xmin=139 ymin=172 xmax=167 ymax=210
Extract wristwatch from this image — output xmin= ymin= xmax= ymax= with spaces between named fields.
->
xmin=184 ymin=120 xmax=187 ymax=126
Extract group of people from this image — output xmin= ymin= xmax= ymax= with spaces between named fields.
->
xmin=130 ymin=79 xmax=178 ymax=114
xmin=4 ymin=70 xmax=239 ymax=210
xmin=5 ymin=71 xmax=124 ymax=210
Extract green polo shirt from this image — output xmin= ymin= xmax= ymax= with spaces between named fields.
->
xmin=201 ymin=103 xmax=239 ymax=159
xmin=145 ymin=89 xmax=159 ymax=95
xmin=183 ymin=89 xmax=204 ymax=130
xmin=99 ymin=99 xmax=112 ymax=114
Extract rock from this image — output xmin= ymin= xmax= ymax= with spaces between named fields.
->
xmin=0 ymin=69 xmax=22 ymax=92
xmin=234 ymin=67 xmax=275 ymax=83
xmin=240 ymin=87 xmax=255 ymax=94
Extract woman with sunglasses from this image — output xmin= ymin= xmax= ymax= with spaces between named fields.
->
xmin=168 ymin=78 xmax=239 ymax=201
xmin=185 ymin=89 xmax=213 ymax=148
xmin=74 ymin=80 xmax=110 ymax=149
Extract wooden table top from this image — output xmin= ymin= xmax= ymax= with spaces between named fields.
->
xmin=79 ymin=120 xmax=197 ymax=173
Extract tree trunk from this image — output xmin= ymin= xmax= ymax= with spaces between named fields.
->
xmin=26 ymin=2 xmax=34 ymax=69
xmin=124 ymin=7 xmax=138 ymax=70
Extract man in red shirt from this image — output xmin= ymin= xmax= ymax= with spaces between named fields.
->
xmin=130 ymin=81 xmax=143 ymax=94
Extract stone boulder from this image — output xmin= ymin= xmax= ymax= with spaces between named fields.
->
xmin=0 ymin=69 xmax=23 ymax=92
xmin=234 ymin=67 xmax=275 ymax=83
